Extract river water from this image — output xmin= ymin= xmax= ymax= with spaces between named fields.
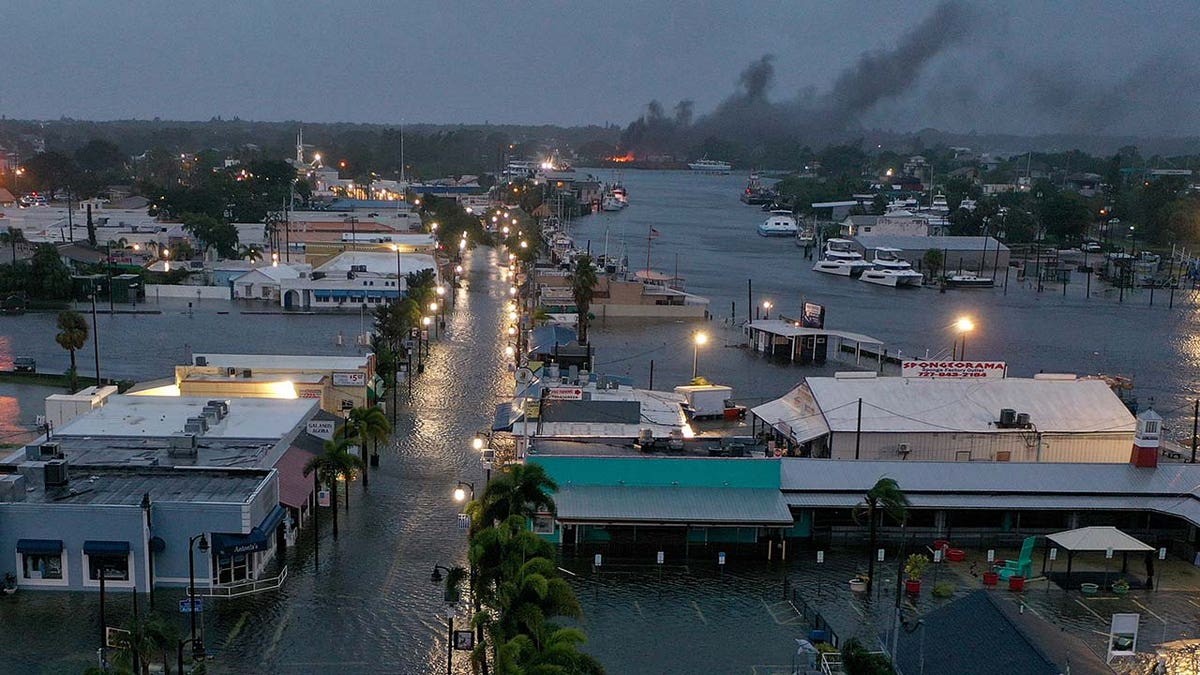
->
xmin=0 ymin=169 xmax=1195 ymax=673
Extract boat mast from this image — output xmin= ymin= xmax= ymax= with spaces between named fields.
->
xmin=645 ymin=223 xmax=653 ymax=273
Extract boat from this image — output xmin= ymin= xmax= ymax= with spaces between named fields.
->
xmin=688 ymin=159 xmax=732 ymax=174
xmin=601 ymin=195 xmax=624 ymax=212
xmin=757 ymin=210 xmax=799 ymax=237
xmin=795 ymin=225 xmax=816 ymax=247
xmin=943 ymin=272 xmax=995 ymax=288
xmin=739 ymin=172 xmax=777 ymax=205
xmin=812 ymin=239 xmax=874 ymax=277
xmin=860 ymin=248 xmax=924 ymax=287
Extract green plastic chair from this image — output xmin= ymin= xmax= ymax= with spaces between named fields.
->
xmin=995 ymin=536 xmax=1035 ymax=580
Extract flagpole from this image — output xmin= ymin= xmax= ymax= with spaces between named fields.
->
xmin=646 ymin=223 xmax=652 ymax=274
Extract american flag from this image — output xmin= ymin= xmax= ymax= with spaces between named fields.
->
xmin=649 ymin=228 xmax=661 ymax=239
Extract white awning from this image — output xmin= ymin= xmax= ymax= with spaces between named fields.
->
xmin=1046 ymin=526 xmax=1154 ymax=553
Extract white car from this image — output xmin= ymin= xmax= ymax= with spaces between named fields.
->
xmin=1082 ymin=242 xmax=1102 ymax=252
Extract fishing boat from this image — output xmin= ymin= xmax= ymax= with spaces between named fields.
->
xmin=757 ymin=210 xmax=799 ymax=237
xmin=860 ymin=248 xmax=924 ymax=287
xmin=601 ymin=194 xmax=624 ymax=212
xmin=688 ymin=159 xmax=732 ymax=174
xmin=812 ymin=239 xmax=874 ymax=277
xmin=739 ymin=172 xmax=777 ymax=205
xmin=943 ymin=272 xmax=995 ymax=288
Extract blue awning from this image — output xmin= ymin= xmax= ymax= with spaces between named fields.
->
xmin=84 ymin=540 xmax=131 ymax=556
xmin=17 ymin=539 xmax=63 ymax=554
xmin=211 ymin=504 xmax=287 ymax=557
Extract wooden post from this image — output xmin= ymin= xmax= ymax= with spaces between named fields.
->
xmin=854 ymin=398 xmax=863 ymax=460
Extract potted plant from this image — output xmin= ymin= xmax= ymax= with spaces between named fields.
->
xmin=1080 ymin=582 xmax=1099 ymax=596
xmin=982 ymin=569 xmax=999 ymax=586
xmin=2 ymin=572 xmax=16 ymax=594
xmin=849 ymin=572 xmax=869 ymax=593
xmin=904 ymin=553 xmax=929 ymax=595
xmin=1112 ymin=579 xmax=1130 ymax=596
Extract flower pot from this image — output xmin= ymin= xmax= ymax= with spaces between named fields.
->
xmin=932 ymin=539 xmax=951 ymax=552
xmin=849 ymin=579 xmax=868 ymax=593
xmin=1 ymin=587 xmax=15 ymax=595
xmin=904 ymin=579 xmax=922 ymax=595
xmin=982 ymin=571 xmax=999 ymax=586
xmin=1080 ymin=583 xmax=1099 ymax=596
xmin=1112 ymin=585 xmax=1129 ymax=596
xmin=1008 ymin=575 xmax=1026 ymax=592
xmin=946 ymin=548 xmax=966 ymax=562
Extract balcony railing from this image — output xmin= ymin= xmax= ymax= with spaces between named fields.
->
xmin=203 ymin=565 xmax=288 ymax=598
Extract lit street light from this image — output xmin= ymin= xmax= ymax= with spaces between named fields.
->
xmin=693 ymin=332 xmax=708 ymax=379
xmin=762 ymin=300 xmax=773 ymax=320
xmin=453 ymin=480 xmax=475 ymax=502
xmin=954 ymin=316 xmax=975 ymax=360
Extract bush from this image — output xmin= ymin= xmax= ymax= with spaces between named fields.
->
xmin=932 ymin=581 xmax=955 ymax=598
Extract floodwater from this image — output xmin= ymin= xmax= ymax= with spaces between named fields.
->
xmin=0 ymin=169 xmax=1196 ymax=673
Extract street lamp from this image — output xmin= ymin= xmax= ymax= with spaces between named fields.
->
xmin=762 ymin=300 xmax=773 ymax=320
xmin=187 ymin=533 xmax=209 ymax=661
xmin=954 ymin=316 xmax=975 ymax=360
xmin=472 ymin=436 xmax=485 ymax=451
xmin=453 ymin=480 xmax=475 ymax=502
xmin=692 ymin=332 xmax=708 ymax=379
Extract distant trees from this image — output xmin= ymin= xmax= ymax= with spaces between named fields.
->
xmin=180 ymin=212 xmax=239 ymax=258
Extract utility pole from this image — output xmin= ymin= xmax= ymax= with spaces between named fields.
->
xmin=855 ymin=398 xmax=863 ymax=460
xmin=1192 ymin=400 xmax=1198 ymax=464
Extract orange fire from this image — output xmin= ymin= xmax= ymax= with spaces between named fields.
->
xmin=608 ymin=153 xmax=636 ymax=163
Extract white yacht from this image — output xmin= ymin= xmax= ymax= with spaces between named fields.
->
xmin=688 ymin=159 xmax=732 ymax=174
xmin=860 ymin=247 xmax=924 ymax=287
xmin=602 ymin=194 xmax=624 ymax=211
xmin=757 ymin=210 xmax=799 ymax=237
xmin=943 ymin=272 xmax=995 ymax=288
xmin=812 ymin=238 xmax=874 ymax=277
xmin=795 ymin=225 xmax=816 ymax=247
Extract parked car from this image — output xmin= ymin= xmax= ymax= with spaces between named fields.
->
xmin=1082 ymin=241 xmax=1102 ymax=252
xmin=12 ymin=357 xmax=36 ymax=373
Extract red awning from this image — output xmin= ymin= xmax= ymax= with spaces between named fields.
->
xmin=274 ymin=446 xmax=316 ymax=509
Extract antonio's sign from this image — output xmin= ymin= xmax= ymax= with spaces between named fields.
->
xmin=901 ymin=360 xmax=1007 ymax=379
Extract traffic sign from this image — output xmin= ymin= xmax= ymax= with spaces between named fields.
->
xmin=656 ymin=551 xmax=664 ymax=565
xmin=718 ymin=552 xmax=726 ymax=566
xmin=593 ymin=553 xmax=602 ymax=568
xmin=816 ymin=550 xmax=825 ymax=564
xmin=179 ymin=598 xmax=204 ymax=613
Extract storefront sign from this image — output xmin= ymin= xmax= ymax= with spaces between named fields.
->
xmin=299 ymin=388 xmax=323 ymax=400
xmin=545 ymin=387 xmax=583 ymax=400
xmin=307 ymin=420 xmax=336 ymax=439
xmin=901 ymin=360 xmax=1007 ymax=379
xmin=1107 ymin=613 xmax=1139 ymax=663
xmin=801 ymin=302 xmax=825 ymax=329
xmin=333 ymin=371 xmax=367 ymax=387
xmin=453 ymin=630 xmax=475 ymax=651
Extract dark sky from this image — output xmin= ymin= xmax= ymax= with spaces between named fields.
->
xmin=3 ymin=0 xmax=1199 ymax=136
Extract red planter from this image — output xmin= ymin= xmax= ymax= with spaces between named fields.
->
xmin=982 ymin=571 xmax=999 ymax=586
xmin=1008 ymin=575 xmax=1026 ymax=592
xmin=904 ymin=579 xmax=922 ymax=595
xmin=932 ymin=539 xmax=951 ymax=551
xmin=946 ymin=548 xmax=966 ymax=562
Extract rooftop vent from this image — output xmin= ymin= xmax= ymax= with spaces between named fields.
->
xmin=195 ymin=356 xmax=208 ymax=366
xmin=44 ymin=459 xmax=69 ymax=488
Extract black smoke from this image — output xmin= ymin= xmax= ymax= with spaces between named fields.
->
xmin=620 ymin=1 xmax=974 ymax=155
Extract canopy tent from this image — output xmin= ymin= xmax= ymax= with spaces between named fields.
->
xmin=1043 ymin=526 xmax=1154 ymax=590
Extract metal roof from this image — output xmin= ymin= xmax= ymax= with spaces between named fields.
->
xmin=804 ymin=376 xmax=1135 ymax=434
xmin=55 ymin=395 xmax=317 ymax=440
xmin=555 ymin=486 xmax=794 ymax=525
xmin=750 ymin=384 xmax=829 ymax=444
xmin=1047 ymin=526 xmax=1154 ymax=552
xmin=7 ymin=466 xmax=272 ymax=506
xmin=745 ymin=320 xmax=883 ymax=345
xmin=854 ymin=234 xmax=1009 ymax=252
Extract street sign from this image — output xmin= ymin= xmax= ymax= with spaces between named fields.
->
xmin=457 ymin=513 xmax=471 ymax=530
xmin=593 ymin=553 xmax=602 ymax=568
xmin=106 ymin=627 xmax=131 ymax=648
xmin=1106 ymin=548 xmax=1114 ymax=559
xmin=178 ymin=598 xmax=204 ymax=613
xmin=933 ymin=548 xmax=943 ymax=563
xmin=1159 ymin=547 xmax=1167 ymax=560
xmin=987 ymin=549 xmax=995 ymax=563
xmin=656 ymin=551 xmax=664 ymax=565
xmin=1050 ymin=548 xmax=1058 ymax=561
xmin=452 ymin=630 xmax=475 ymax=651
xmin=318 ymin=489 xmax=331 ymax=507
xmin=876 ymin=548 xmax=885 ymax=562
xmin=816 ymin=551 xmax=825 ymax=564
xmin=718 ymin=552 xmax=726 ymax=566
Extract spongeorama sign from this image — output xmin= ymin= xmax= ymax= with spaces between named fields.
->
xmin=901 ymin=360 xmax=1007 ymax=379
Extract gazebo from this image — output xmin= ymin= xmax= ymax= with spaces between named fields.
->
xmin=1043 ymin=526 xmax=1154 ymax=590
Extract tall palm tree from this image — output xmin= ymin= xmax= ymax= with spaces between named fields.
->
xmin=302 ymin=437 xmax=362 ymax=540
xmin=110 ymin=612 xmax=179 ymax=675
xmin=477 ymin=463 xmax=558 ymax=530
xmin=344 ymin=406 xmax=391 ymax=487
xmin=55 ymin=310 xmax=89 ymax=392
xmin=569 ymin=255 xmax=598 ymax=344
xmin=853 ymin=477 xmax=910 ymax=594
xmin=0 ymin=227 xmax=26 ymax=262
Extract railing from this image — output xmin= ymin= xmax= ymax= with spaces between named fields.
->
xmin=203 ymin=565 xmax=288 ymax=598
xmin=820 ymin=653 xmax=845 ymax=674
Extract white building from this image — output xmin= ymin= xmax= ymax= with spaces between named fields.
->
xmin=752 ymin=372 xmax=1136 ymax=462
xmin=277 ymin=250 xmax=438 ymax=310
xmin=230 ymin=264 xmax=312 ymax=301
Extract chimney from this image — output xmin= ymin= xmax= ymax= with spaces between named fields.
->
xmin=1130 ymin=408 xmax=1162 ymax=468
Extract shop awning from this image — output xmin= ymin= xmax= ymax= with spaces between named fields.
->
xmin=84 ymin=541 xmax=131 ymax=556
xmin=554 ymin=486 xmax=794 ymax=526
xmin=275 ymin=446 xmax=317 ymax=509
xmin=211 ymin=504 xmax=288 ymax=556
xmin=17 ymin=539 xmax=63 ymax=554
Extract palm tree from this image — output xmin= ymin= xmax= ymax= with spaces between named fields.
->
xmin=853 ymin=477 xmax=910 ymax=594
xmin=238 ymin=244 xmax=263 ymax=262
xmin=569 ymin=255 xmax=598 ymax=344
xmin=110 ymin=612 xmax=179 ymax=675
xmin=55 ymin=310 xmax=89 ymax=392
xmin=0 ymin=227 xmax=26 ymax=262
xmin=476 ymin=462 xmax=558 ymax=530
xmin=302 ymin=437 xmax=362 ymax=540
xmin=344 ymin=406 xmax=391 ymax=487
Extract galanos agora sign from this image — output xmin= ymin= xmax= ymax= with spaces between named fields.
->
xmin=901 ymin=360 xmax=1008 ymax=379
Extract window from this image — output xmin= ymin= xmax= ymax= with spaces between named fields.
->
xmin=955 ymin=450 xmax=972 ymax=462
xmin=22 ymin=553 xmax=62 ymax=580
xmin=217 ymin=553 xmax=251 ymax=584
xmin=1144 ymin=420 xmax=1160 ymax=435
xmin=533 ymin=515 xmax=555 ymax=534
xmin=88 ymin=555 xmax=130 ymax=582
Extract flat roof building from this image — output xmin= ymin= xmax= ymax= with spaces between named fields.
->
xmin=170 ymin=353 xmax=378 ymax=415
